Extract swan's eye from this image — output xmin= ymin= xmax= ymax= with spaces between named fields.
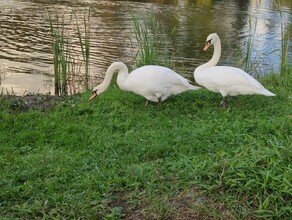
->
xmin=207 ymin=39 xmax=212 ymax=44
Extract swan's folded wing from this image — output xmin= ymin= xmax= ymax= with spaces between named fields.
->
xmin=200 ymin=66 xmax=263 ymax=89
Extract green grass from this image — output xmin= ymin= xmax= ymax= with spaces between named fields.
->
xmin=0 ymin=74 xmax=291 ymax=219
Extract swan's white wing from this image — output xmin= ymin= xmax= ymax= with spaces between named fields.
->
xmin=127 ymin=66 xmax=188 ymax=91
xmin=196 ymin=66 xmax=271 ymax=96
xmin=199 ymin=66 xmax=261 ymax=87
xmin=126 ymin=65 xmax=197 ymax=101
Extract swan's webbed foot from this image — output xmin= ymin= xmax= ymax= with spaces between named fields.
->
xmin=145 ymin=97 xmax=161 ymax=107
xmin=220 ymin=96 xmax=228 ymax=108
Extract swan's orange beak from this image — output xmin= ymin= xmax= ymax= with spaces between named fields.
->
xmin=203 ymin=41 xmax=211 ymax=51
xmin=89 ymin=92 xmax=97 ymax=101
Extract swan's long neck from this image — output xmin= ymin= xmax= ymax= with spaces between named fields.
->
xmin=195 ymin=38 xmax=221 ymax=74
xmin=101 ymin=62 xmax=129 ymax=90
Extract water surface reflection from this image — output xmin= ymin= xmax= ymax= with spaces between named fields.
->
xmin=0 ymin=0 xmax=291 ymax=95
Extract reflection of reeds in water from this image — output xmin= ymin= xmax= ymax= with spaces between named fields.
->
xmin=49 ymin=9 xmax=91 ymax=96
xmin=132 ymin=14 xmax=171 ymax=68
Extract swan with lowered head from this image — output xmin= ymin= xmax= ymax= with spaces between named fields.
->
xmin=90 ymin=62 xmax=201 ymax=105
xmin=194 ymin=33 xmax=275 ymax=107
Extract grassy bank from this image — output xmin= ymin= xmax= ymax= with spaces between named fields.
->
xmin=0 ymin=74 xmax=291 ymax=219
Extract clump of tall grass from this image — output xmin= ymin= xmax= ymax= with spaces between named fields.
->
xmin=243 ymin=16 xmax=257 ymax=73
xmin=238 ymin=9 xmax=291 ymax=78
xmin=275 ymin=0 xmax=290 ymax=78
xmin=48 ymin=9 xmax=91 ymax=96
xmin=131 ymin=14 xmax=173 ymax=68
xmin=49 ymin=13 xmax=70 ymax=96
xmin=75 ymin=9 xmax=91 ymax=90
xmin=237 ymin=15 xmax=263 ymax=76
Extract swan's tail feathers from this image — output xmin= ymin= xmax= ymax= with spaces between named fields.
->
xmin=262 ymin=88 xmax=276 ymax=96
xmin=187 ymin=80 xmax=202 ymax=90
xmin=189 ymin=85 xmax=202 ymax=90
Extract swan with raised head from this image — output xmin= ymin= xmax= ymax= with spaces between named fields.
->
xmin=90 ymin=62 xmax=201 ymax=105
xmin=194 ymin=33 xmax=275 ymax=107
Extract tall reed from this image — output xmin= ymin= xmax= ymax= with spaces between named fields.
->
xmin=276 ymin=0 xmax=290 ymax=78
xmin=49 ymin=13 xmax=70 ymax=96
xmin=75 ymin=8 xmax=91 ymax=90
xmin=0 ymin=64 xmax=4 ymax=86
xmin=236 ymin=15 xmax=263 ymax=76
xmin=132 ymin=14 xmax=171 ymax=68
xmin=49 ymin=9 xmax=91 ymax=96
xmin=243 ymin=16 xmax=257 ymax=73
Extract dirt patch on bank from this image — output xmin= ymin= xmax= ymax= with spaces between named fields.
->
xmin=0 ymin=94 xmax=70 ymax=112
xmin=106 ymin=187 xmax=239 ymax=220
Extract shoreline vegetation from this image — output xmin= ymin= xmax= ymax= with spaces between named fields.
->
xmin=1 ymin=11 xmax=292 ymax=220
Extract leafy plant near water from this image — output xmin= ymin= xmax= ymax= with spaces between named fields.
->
xmin=243 ymin=16 xmax=258 ymax=74
xmin=239 ymin=2 xmax=291 ymax=77
xmin=48 ymin=9 xmax=91 ymax=96
xmin=49 ymin=13 xmax=69 ymax=96
xmin=132 ymin=14 xmax=173 ymax=68
xmin=75 ymin=9 xmax=91 ymax=90
xmin=237 ymin=14 xmax=265 ymax=76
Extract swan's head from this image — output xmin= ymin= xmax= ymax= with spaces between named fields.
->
xmin=89 ymin=84 xmax=106 ymax=101
xmin=203 ymin=33 xmax=219 ymax=51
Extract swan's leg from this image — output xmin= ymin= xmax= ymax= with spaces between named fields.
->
xmin=220 ymin=96 xmax=228 ymax=108
xmin=144 ymin=100 xmax=149 ymax=107
xmin=157 ymin=97 xmax=162 ymax=103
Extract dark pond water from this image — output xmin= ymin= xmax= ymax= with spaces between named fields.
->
xmin=0 ymin=0 xmax=291 ymax=95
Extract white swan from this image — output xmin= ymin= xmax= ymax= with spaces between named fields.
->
xmin=90 ymin=62 xmax=201 ymax=105
xmin=194 ymin=33 xmax=275 ymax=107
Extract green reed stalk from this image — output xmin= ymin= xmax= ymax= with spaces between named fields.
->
xmin=278 ymin=7 xmax=290 ymax=78
xmin=243 ymin=16 xmax=257 ymax=73
xmin=0 ymin=65 xmax=4 ymax=85
xmin=49 ymin=14 xmax=60 ymax=95
xmin=132 ymin=14 xmax=171 ymax=68
xmin=49 ymin=14 xmax=70 ymax=96
xmin=280 ymin=26 xmax=289 ymax=78
xmin=75 ymin=8 xmax=91 ymax=90
xmin=49 ymin=9 xmax=92 ymax=96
